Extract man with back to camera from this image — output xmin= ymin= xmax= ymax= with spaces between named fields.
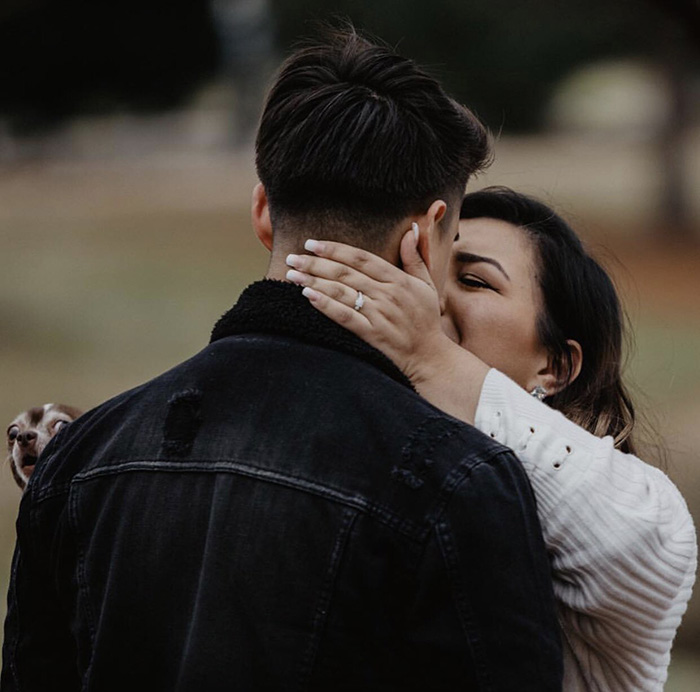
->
xmin=2 ymin=27 xmax=562 ymax=691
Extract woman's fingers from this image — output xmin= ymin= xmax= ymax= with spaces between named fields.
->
xmin=286 ymin=268 xmax=371 ymax=312
xmin=295 ymin=234 xmax=446 ymax=381
xmin=302 ymin=239 xmax=404 ymax=284
xmin=286 ymin=253 xmax=383 ymax=297
xmin=399 ymin=229 xmax=435 ymax=289
xmin=301 ymin=233 xmax=436 ymax=294
xmin=301 ymin=286 xmax=373 ymax=336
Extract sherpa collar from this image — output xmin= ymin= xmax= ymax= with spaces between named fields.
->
xmin=210 ymin=280 xmax=414 ymax=391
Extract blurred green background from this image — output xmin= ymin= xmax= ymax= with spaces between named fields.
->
xmin=1 ymin=0 xmax=699 ymax=685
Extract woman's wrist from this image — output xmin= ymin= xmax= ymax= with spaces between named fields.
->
xmin=410 ymin=337 xmax=489 ymax=425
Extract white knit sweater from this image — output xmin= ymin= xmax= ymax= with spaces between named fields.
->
xmin=474 ymin=369 xmax=697 ymax=691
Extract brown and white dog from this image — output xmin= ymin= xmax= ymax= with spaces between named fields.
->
xmin=6 ymin=404 xmax=82 ymax=491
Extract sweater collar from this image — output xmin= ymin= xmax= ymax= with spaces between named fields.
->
xmin=210 ymin=280 xmax=414 ymax=391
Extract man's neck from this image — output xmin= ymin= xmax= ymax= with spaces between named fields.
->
xmin=265 ymin=248 xmax=300 ymax=281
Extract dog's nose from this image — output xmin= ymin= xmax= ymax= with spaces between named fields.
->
xmin=17 ymin=431 xmax=37 ymax=447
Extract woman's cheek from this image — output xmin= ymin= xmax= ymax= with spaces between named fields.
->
xmin=461 ymin=306 xmax=522 ymax=370
xmin=455 ymin=302 xmax=497 ymax=354
xmin=440 ymin=313 xmax=460 ymax=343
xmin=446 ymin=291 xmax=506 ymax=353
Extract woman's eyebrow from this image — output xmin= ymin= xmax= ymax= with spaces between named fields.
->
xmin=454 ymin=251 xmax=510 ymax=281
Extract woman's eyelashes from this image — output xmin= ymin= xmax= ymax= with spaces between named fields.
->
xmin=458 ymin=273 xmax=494 ymax=290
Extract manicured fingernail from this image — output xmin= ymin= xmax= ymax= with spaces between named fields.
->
xmin=286 ymin=269 xmax=306 ymax=285
xmin=286 ymin=253 xmax=301 ymax=268
xmin=304 ymin=239 xmax=323 ymax=254
xmin=302 ymin=286 xmax=321 ymax=302
xmin=412 ymin=222 xmax=419 ymax=242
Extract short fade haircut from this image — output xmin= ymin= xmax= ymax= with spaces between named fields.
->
xmin=255 ymin=26 xmax=491 ymax=251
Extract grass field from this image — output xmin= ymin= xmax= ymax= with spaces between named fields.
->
xmin=1 ymin=150 xmax=698 ymax=684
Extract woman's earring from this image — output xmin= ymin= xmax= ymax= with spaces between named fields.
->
xmin=530 ymin=385 xmax=547 ymax=401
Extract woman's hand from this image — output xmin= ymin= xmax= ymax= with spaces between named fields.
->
xmin=285 ymin=230 xmax=449 ymax=386
xmin=285 ymin=230 xmax=489 ymax=423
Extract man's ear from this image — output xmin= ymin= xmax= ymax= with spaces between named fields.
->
xmin=531 ymin=339 xmax=583 ymax=397
xmin=252 ymin=182 xmax=273 ymax=251
xmin=414 ymin=199 xmax=447 ymax=270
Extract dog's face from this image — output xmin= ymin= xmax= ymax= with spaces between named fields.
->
xmin=7 ymin=404 xmax=82 ymax=490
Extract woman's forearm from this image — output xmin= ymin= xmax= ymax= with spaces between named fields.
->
xmin=410 ymin=339 xmax=489 ymax=425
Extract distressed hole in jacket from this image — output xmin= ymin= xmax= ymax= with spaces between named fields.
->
xmin=161 ymin=389 xmax=203 ymax=456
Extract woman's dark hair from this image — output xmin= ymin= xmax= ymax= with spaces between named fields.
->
xmin=256 ymin=25 xmax=491 ymax=251
xmin=460 ymin=186 xmax=638 ymax=453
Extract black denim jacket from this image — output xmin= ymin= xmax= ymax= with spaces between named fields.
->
xmin=2 ymin=281 xmax=562 ymax=691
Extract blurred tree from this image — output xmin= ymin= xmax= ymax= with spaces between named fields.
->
xmin=0 ymin=0 xmax=219 ymax=134
xmin=650 ymin=0 xmax=699 ymax=238
xmin=270 ymin=0 xmax=698 ymax=133
xmin=270 ymin=0 xmax=699 ymax=235
xmin=211 ymin=0 xmax=276 ymax=144
xmin=2 ymin=0 xmax=696 ymax=135
xmin=1 ymin=0 xmax=697 ymax=232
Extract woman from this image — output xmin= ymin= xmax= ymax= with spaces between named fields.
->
xmin=284 ymin=187 xmax=697 ymax=691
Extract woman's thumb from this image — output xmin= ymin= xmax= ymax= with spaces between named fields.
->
xmin=400 ymin=226 xmax=434 ymax=286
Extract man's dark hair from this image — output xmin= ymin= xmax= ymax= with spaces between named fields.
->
xmin=256 ymin=26 xmax=491 ymax=251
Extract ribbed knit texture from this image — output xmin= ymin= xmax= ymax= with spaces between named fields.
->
xmin=475 ymin=369 xmax=697 ymax=692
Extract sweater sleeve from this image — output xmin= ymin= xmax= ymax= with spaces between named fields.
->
xmin=474 ymin=368 xmax=697 ymax=692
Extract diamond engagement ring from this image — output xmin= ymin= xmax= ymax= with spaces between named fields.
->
xmin=354 ymin=291 xmax=365 ymax=311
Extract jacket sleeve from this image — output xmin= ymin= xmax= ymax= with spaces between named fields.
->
xmin=1 ymin=487 xmax=81 ymax=691
xmin=410 ymin=448 xmax=563 ymax=690
xmin=475 ymin=368 xmax=698 ymax=691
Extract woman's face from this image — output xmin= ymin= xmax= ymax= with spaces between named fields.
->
xmin=442 ymin=217 xmax=550 ymax=391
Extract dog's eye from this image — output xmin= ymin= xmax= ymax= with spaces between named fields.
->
xmin=7 ymin=426 xmax=19 ymax=442
xmin=53 ymin=420 xmax=70 ymax=432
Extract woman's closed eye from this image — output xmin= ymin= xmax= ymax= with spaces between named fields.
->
xmin=458 ymin=274 xmax=494 ymax=290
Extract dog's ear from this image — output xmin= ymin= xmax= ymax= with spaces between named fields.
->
xmin=7 ymin=417 xmax=27 ymax=491
xmin=55 ymin=405 xmax=83 ymax=421
xmin=9 ymin=460 xmax=26 ymax=491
